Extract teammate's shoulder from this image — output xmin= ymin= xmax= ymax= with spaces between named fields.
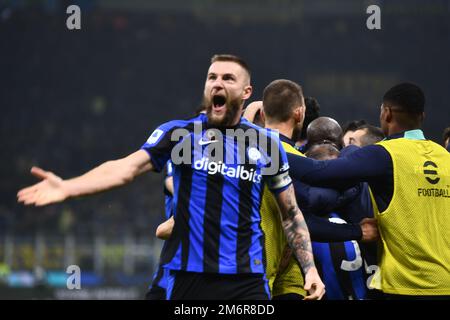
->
xmin=239 ymin=118 xmax=280 ymax=139
xmin=239 ymin=117 xmax=264 ymax=130
xmin=340 ymin=144 xmax=391 ymax=163
xmin=283 ymin=142 xmax=304 ymax=156
xmin=425 ymin=139 xmax=450 ymax=154
xmin=348 ymin=143 xmax=386 ymax=154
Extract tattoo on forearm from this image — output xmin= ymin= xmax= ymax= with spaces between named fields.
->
xmin=280 ymin=186 xmax=315 ymax=273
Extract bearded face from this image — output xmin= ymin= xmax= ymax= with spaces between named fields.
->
xmin=203 ymin=61 xmax=252 ymax=128
xmin=204 ymin=93 xmax=242 ymax=128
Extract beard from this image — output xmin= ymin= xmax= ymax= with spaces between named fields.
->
xmin=291 ymin=122 xmax=304 ymax=143
xmin=204 ymin=94 xmax=242 ymax=128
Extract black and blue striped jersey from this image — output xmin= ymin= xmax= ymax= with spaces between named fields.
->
xmin=141 ymin=114 xmax=292 ymax=274
xmin=163 ymin=160 xmax=174 ymax=220
xmin=148 ymin=160 xmax=174 ymax=296
xmin=312 ymin=213 xmax=367 ymax=300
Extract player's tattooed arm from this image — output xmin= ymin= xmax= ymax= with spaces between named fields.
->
xmin=275 ymin=184 xmax=315 ymax=273
xmin=275 ymin=184 xmax=325 ymax=300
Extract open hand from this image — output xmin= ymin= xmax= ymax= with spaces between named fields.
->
xmin=17 ymin=167 xmax=67 ymax=206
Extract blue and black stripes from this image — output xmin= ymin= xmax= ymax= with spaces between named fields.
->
xmin=144 ymin=116 xmax=290 ymax=275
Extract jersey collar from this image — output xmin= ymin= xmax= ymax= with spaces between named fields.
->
xmin=386 ymin=129 xmax=426 ymax=141
xmin=279 ymin=133 xmax=296 ymax=147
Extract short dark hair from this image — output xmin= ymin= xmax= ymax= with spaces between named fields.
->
xmin=263 ymin=79 xmax=304 ymax=123
xmin=443 ymin=127 xmax=450 ymax=145
xmin=210 ymin=54 xmax=251 ymax=79
xmin=355 ymin=124 xmax=385 ymax=146
xmin=383 ymin=82 xmax=425 ymax=114
xmin=300 ymin=97 xmax=321 ymax=140
xmin=342 ymin=120 xmax=367 ymax=134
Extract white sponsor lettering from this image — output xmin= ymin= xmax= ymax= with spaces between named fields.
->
xmin=194 ymin=157 xmax=262 ymax=183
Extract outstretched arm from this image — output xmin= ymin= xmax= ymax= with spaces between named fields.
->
xmin=17 ymin=149 xmax=153 ymax=206
xmin=275 ymin=184 xmax=326 ymax=300
xmin=286 ymin=145 xmax=392 ymax=189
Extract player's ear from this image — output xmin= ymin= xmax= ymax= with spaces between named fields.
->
xmin=381 ymin=104 xmax=392 ymax=123
xmin=385 ymin=106 xmax=393 ymax=123
xmin=242 ymin=85 xmax=253 ymax=101
xmin=293 ymin=106 xmax=303 ymax=123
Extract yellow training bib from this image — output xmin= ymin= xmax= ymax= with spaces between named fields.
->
xmin=260 ymin=141 xmax=306 ymax=298
xmin=370 ymin=137 xmax=450 ymax=295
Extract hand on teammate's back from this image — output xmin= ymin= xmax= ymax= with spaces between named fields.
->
xmin=359 ymin=218 xmax=379 ymax=242
xmin=17 ymin=166 xmax=67 ymax=206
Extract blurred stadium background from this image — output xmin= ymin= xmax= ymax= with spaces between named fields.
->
xmin=0 ymin=0 xmax=449 ymax=299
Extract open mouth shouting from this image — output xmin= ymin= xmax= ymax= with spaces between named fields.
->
xmin=212 ymin=94 xmax=227 ymax=116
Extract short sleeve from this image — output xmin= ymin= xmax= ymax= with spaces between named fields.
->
xmin=141 ymin=115 xmax=206 ymax=172
xmin=141 ymin=123 xmax=177 ymax=172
